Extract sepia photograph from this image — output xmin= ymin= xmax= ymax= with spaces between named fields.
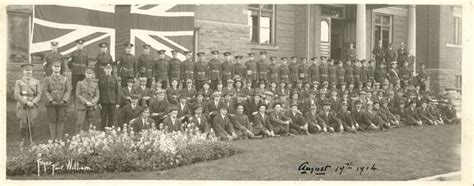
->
xmin=2 ymin=1 xmax=469 ymax=183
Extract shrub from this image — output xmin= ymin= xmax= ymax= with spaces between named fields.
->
xmin=6 ymin=126 xmax=239 ymax=176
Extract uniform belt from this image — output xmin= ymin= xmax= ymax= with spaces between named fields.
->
xmin=185 ymin=71 xmax=194 ymax=73
xmin=212 ymin=70 xmax=220 ymax=72
xmin=260 ymin=72 xmax=267 ymax=74
xmin=320 ymin=75 xmax=328 ymax=76
xmin=354 ymin=75 xmax=360 ymax=77
xmin=281 ymin=75 xmax=288 ymax=78
xmin=197 ymin=72 xmax=205 ymax=74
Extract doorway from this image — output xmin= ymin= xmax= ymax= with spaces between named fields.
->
xmin=330 ymin=19 xmax=344 ymax=60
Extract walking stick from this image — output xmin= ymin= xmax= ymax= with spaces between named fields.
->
xmin=26 ymin=106 xmax=34 ymax=145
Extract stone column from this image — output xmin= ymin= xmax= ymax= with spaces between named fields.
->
xmin=408 ymin=5 xmax=416 ymax=71
xmin=356 ymin=4 xmax=366 ymax=60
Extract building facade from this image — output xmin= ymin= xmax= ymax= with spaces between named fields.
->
xmin=6 ymin=4 xmax=462 ymax=93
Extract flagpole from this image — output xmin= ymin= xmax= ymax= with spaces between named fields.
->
xmin=28 ymin=5 xmax=35 ymax=64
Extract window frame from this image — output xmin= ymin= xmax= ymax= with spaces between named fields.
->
xmin=372 ymin=13 xmax=393 ymax=49
xmin=248 ymin=4 xmax=276 ymax=46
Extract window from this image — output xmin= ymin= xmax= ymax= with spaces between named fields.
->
xmin=320 ymin=21 xmax=329 ymax=42
xmin=373 ymin=13 xmax=392 ymax=49
xmin=8 ymin=11 xmax=31 ymax=63
xmin=248 ymin=4 xmax=275 ymax=45
xmin=453 ymin=17 xmax=462 ymax=45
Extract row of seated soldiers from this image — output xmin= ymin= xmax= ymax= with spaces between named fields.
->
xmin=119 ymin=77 xmax=459 ymax=140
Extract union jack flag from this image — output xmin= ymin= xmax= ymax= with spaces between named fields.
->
xmin=31 ymin=4 xmax=195 ymax=61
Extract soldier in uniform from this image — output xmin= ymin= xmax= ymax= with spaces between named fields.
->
xmin=75 ymin=67 xmax=100 ymax=134
xmin=221 ymin=52 xmax=234 ymax=83
xmin=208 ymin=50 xmax=222 ymax=90
xmin=344 ymin=42 xmax=356 ymax=62
xmin=155 ymin=49 xmax=170 ymax=89
xmin=268 ymin=56 xmax=279 ymax=83
xmin=43 ymin=41 xmax=65 ymax=76
xmin=278 ymin=57 xmax=290 ymax=86
xmin=375 ymin=62 xmax=387 ymax=84
xmin=309 ymin=57 xmax=320 ymax=84
xmin=168 ymin=50 xmax=182 ymax=86
xmin=344 ymin=59 xmax=354 ymax=86
xmin=388 ymin=61 xmax=400 ymax=85
xmin=43 ymin=61 xmax=72 ymax=140
xmin=399 ymin=60 xmax=412 ymax=88
xmin=95 ymin=43 xmax=114 ymax=80
xmin=372 ymin=40 xmax=385 ymax=67
xmin=137 ymin=45 xmax=155 ymax=88
xmin=384 ymin=42 xmax=397 ymax=65
xmin=257 ymin=51 xmax=269 ymax=82
xmin=233 ymin=55 xmax=246 ymax=80
xmin=353 ymin=60 xmax=362 ymax=87
xmin=367 ymin=60 xmax=376 ymax=83
xmin=194 ymin=52 xmax=207 ymax=90
xmin=116 ymin=43 xmax=137 ymax=87
xmin=98 ymin=64 xmax=120 ymax=130
xmin=180 ymin=51 xmax=195 ymax=87
xmin=327 ymin=59 xmax=337 ymax=86
xmin=416 ymin=63 xmax=428 ymax=91
xmin=397 ymin=42 xmax=408 ymax=67
xmin=289 ymin=56 xmax=300 ymax=86
xmin=319 ymin=56 xmax=329 ymax=83
xmin=335 ymin=60 xmax=345 ymax=88
xmin=360 ymin=60 xmax=369 ymax=86
xmin=14 ymin=63 xmax=42 ymax=146
xmin=67 ymin=39 xmax=89 ymax=99
xmin=245 ymin=53 xmax=258 ymax=88
xmin=299 ymin=57 xmax=310 ymax=83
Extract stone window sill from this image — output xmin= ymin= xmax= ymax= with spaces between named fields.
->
xmin=446 ymin=43 xmax=462 ymax=48
xmin=251 ymin=43 xmax=280 ymax=51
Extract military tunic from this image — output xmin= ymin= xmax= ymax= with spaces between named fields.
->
xmin=368 ymin=66 xmax=375 ymax=82
xmin=268 ymin=63 xmax=279 ymax=82
xmin=309 ymin=64 xmax=320 ymax=83
xmin=181 ymin=59 xmax=195 ymax=81
xmin=15 ymin=77 xmax=42 ymax=128
xmin=336 ymin=66 xmax=345 ymax=86
xmin=361 ymin=66 xmax=369 ymax=84
xmin=168 ymin=58 xmax=181 ymax=81
xmin=397 ymin=47 xmax=408 ymax=65
xmin=344 ymin=65 xmax=354 ymax=84
xmin=328 ymin=65 xmax=337 ymax=85
xmin=43 ymin=73 xmax=72 ymax=140
xmin=233 ymin=62 xmax=246 ymax=80
xmin=374 ymin=67 xmax=387 ymax=83
xmin=95 ymin=53 xmax=114 ymax=79
xmin=117 ymin=53 xmax=137 ymax=86
xmin=319 ymin=64 xmax=329 ymax=82
xmin=289 ymin=62 xmax=300 ymax=83
xmin=353 ymin=66 xmax=361 ymax=86
xmin=245 ymin=60 xmax=258 ymax=82
xmin=137 ymin=54 xmax=155 ymax=78
xmin=299 ymin=63 xmax=310 ymax=83
xmin=257 ymin=59 xmax=268 ymax=81
xmin=98 ymin=75 xmax=120 ymax=130
xmin=221 ymin=60 xmax=234 ymax=82
xmin=279 ymin=64 xmax=290 ymax=83
xmin=155 ymin=58 xmax=169 ymax=82
xmin=75 ymin=79 xmax=100 ymax=132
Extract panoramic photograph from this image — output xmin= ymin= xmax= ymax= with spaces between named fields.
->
xmin=4 ymin=3 xmax=464 ymax=182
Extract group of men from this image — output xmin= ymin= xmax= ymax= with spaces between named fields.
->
xmin=13 ymin=39 xmax=459 ymax=146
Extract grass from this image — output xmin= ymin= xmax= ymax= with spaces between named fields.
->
xmin=6 ymin=101 xmax=461 ymax=180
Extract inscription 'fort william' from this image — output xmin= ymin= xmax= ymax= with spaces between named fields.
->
xmin=37 ymin=159 xmax=92 ymax=176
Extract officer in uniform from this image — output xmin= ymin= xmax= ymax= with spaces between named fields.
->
xmin=257 ymin=51 xmax=269 ymax=82
xmin=43 ymin=41 xmax=65 ymax=76
xmin=155 ymin=49 xmax=170 ymax=89
xmin=289 ymin=56 xmax=300 ymax=86
xmin=344 ymin=42 xmax=356 ymax=62
xmin=279 ymin=57 xmax=290 ymax=85
xmin=372 ymin=40 xmax=385 ymax=67
xmin=221 ymin=52 xmax=234 ymax=83
xmin=233 ymin=55 xmax=246 ymax=80
xmin=168 ymin=50 xmax=182 ymax=84
xmin=208 ymin=50 xmax=222 ymax=90
xmin=397 ymin=42 xmax=408 ymax=67
xmin=75 ymin=67 xmax=100 ymax=134
xmin=344 ymin=59 xmax=354 ymax=86
xmin=116 ymin=43 xmax=137 ymax=87
xmin=268 ymin=56 xmax=279 ymax=83
xmin=95 ymin=43 xmax=114 ymax=80
xmin=43 ymin=61 xmax=72 ymax=140
xmin=67 ymin=39 xmax=89 ymax=99
xmin=137 ymin=45 xmax=155 ymax=88
xmin=309 ymin=57 xmax=320 ymax=84
xmin=245 ymin=53 xmax=258 ymax=88
xmin=14 ymin=63 xmax=42 ymax=146
xmin=181 ymin=51 xmax=195 ymax=85
xmin=98 ymin=64 xmax=120 ymax=130
xmin=335 ymin=60 xmax=345 ymax=88
xmin=194 ymin=52 xmax=207 ymax=90
xmin=319 ymin=56 xmax=329 ymax=83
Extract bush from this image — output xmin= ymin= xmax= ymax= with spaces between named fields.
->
xmin=6 ymin=126 xmax=239 ymax=176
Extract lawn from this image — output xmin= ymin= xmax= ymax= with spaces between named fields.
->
xmin=6 ymin=101 xmax=461 ymax=180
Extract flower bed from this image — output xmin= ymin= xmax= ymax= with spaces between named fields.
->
xmin=7 ymin=127 xmax=239 ymax=176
